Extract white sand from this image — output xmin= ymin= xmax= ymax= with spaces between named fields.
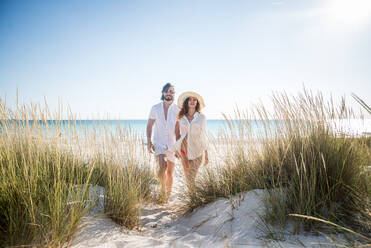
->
xmin=67 ymin=160 xmax=347 ymax=248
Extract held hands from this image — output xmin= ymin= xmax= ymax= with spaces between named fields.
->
xmin=204 ymin=151 xmax=209 ymax=166
xmin=147 ymin=141 xmax=155 ymax=154
xmin=175 ymin=152 xmax=180 ymax=159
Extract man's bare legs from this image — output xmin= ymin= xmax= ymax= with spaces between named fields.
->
xmin=166 ymin=161 xmax=175 ymax=197
xmin=157 ymin=155 xmax=167 ymax=198
xmin=156 ymin=154 xmax=175 ymax=201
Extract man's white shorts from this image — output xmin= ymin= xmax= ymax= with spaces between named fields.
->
xmin=154 ymin=144 xmax=176 ymax=163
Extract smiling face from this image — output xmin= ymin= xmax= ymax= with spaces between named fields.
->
xmin=178 ymin=96 xmax=201 ymax=120
xmin=187 ymin=97 xmax=198 ymax=109
xmin=162 ymin=86 xmax=175 ymax=102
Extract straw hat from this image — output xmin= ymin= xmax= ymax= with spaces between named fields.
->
xmin=177 ymin=91 xmax=205 ymax=109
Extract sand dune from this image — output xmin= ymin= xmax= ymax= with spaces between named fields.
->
xmin=68 ymin=161 xmax=344 ymax=248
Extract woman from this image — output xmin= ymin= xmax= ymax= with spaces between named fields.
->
xmin=174 ymin=91 xmax=208 ymax=189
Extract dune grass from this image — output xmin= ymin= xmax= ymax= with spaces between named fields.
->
xmin=0 ymin=99 xmax=156 ymax=247
xmin=0 ymin=126 xmax=95 ymax=246
xmin=185 ymin=90 xmax=370 ymax=244
xmin=93 ymin=130 xmax=156 ymax=229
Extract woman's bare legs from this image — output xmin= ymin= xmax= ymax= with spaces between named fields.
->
xmin=179 ymin=134 xmax=203 ymax=190
xmin=180 ymin=155 xmax=202 ymax=191
xmin=187 ymin=156 xmax=202 ymax=190
xmin=180 ymin=135 xmax=191 ymax=184
xmin=180 ymin=152 xmax=190 ymax=182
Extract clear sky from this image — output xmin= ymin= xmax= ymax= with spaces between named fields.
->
xmin=1 ymin=0 xmax=370 ymax=119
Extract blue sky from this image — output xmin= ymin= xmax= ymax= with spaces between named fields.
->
xmin=1 ymin=0 xmax=370 ymax=119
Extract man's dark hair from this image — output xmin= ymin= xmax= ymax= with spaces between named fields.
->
xmin=161 ymin=83 xmax=174 ymax=100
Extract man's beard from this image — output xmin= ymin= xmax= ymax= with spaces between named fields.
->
xmin=164 ymin=96 xmax=173 ymax=101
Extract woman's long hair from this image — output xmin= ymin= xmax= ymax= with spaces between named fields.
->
xmin=178 ymin=97 xmax=200 ymax=120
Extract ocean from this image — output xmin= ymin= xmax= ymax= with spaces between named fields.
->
xmin=2 ymin=120 xmax=239 ymax=137
xmin=1 ymin=119 xmax=370 ymax=138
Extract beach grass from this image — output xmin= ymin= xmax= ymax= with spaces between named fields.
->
xmin=0 ymin=99 xmax=156 ymax=247
xmin=1 ymin=90 xmax=369 ymax=246
xmin=94 ymin=130 xmax=156 ymax=229
xmin=0 ymin=128 xmax=94 ymax=246
xmin=186 ymin=90 xmax=370 ymax=244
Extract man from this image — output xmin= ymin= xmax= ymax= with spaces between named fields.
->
xmin=147 ymin=83 xmax=179 ymax=201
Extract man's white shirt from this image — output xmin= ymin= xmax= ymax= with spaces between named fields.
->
xmin=149 ymin=102 xmax=179 ymax=150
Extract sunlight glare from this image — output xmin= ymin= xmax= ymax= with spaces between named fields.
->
xmin=326 ymin=0 xmax=371 ymax=26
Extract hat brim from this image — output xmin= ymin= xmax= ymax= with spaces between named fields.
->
xmin=177 ymin=91 xmax=205 ymax=109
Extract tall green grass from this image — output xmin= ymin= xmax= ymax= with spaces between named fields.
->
xmin=0 ymin=126 xmax=95 ymax=246
xmin=0 ymin=98 xmax=156 ymax=247
xmin=93 ymin=130 xmax=156 ymax=229
xmin=186 ymin=90 xmax=370 ymax=243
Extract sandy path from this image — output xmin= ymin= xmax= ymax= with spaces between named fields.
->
xmin=68 ymin=161 xmax=189 ymax=247
xmin=68 ymin=159 xmax=344 ymax=248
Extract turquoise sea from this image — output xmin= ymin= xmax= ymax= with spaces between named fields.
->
xmin=2 ymin=119 xmax=369 ymax=138
xmin=1 ymin=120 xmax=269 ymax=137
